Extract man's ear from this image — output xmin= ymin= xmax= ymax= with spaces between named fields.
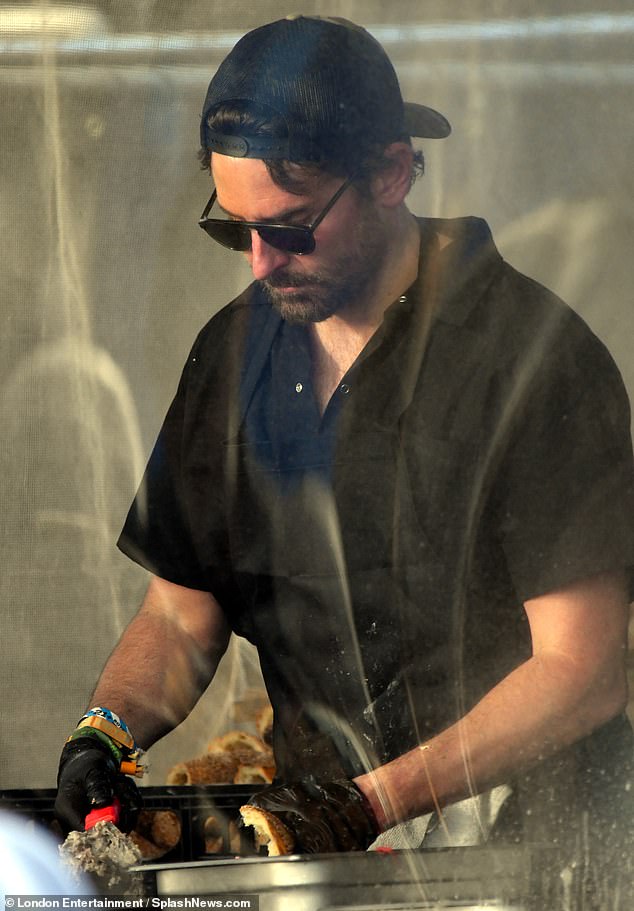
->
xmin=370 ymin=143 xmax=415 ymax=208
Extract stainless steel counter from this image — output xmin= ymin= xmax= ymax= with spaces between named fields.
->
xmin=135 ymin=845 xmax=560 ymax=910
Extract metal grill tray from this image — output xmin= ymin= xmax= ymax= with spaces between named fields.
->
xmin=135 ymin=845 xmax=559 ymax=910
xmin=0 ymin=785 xmax=262 ymax=861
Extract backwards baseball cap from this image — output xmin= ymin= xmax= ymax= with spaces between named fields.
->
xmin=200 ymin=15 xmax=450 ymax=164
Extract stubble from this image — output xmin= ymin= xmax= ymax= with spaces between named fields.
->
xmin=260 ymin=202 xmax=388 ymax=325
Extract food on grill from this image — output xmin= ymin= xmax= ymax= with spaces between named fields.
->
xmin=231 ymin=687 xmax=271 ymax=722
xmin=129 ymin=809 xmax=182 ymax=859
xmin=167 ymin=728 xmax=275 ymax=786
xmin=207 ymin=730 xmax=273 ymax=762
xmin=207 ymin=730 xmax=260 ymax=753
xmin=149 ymin=808 xmax=181 ymax=849
xmin=129 ymin=830 xmax=164 ymax=860
xmin=203 ymin=814 xmax=224 ymax=854
xmin=166 ymin=752 xmax=238 ymax=785
xmin=255 ymin=704 xmax=274 ymax=745
xmin=233 ymin=764 xmax=275 ymax=785
xmin=201 ymin=815 xmax=242 ymax=855
xmin=239 ymin=804 xmax=295 ymax=856
xmin=164 ymin=716 xmax=278 ymax=852
xmin=151 ymin=810 xmax=181 ymax=848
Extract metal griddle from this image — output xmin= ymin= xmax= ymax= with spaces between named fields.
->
xmin=135 ymin=845 xmax=562 ymax=910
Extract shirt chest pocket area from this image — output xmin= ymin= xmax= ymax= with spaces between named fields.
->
xmin=329 ymin=427 xmax=460 ymax=575
xmin=221 ymin=421 xmax=480 ymax=573
xmin=221 ymin=429 xmax=415 ymax=575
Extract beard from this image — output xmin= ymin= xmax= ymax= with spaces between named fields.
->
xmin=259 ymin=202 xmax=388 ymax=325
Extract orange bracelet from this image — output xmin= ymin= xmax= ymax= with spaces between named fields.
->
xmin=75 ymin=713 xmax=135 ymax=752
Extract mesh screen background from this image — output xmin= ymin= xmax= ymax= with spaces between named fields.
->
xmin=1 ymin=1 xmax=632 ymax=792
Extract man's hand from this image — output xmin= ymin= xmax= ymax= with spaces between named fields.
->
xmin=245 ymin=779 xmax=379 ymax=853
xmin=55 ymin=737 xmax=141 ymax=835
xmin=355 ymin=570 xmax=631 ymax=831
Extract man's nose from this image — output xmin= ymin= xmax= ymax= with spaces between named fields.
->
xmin=247 ymin=229 xmax=291 ymax=281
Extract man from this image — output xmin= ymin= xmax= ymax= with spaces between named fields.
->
xmin=56 ymin=14 xmax=633 ymax=878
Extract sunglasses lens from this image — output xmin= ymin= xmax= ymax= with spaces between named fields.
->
xmin=258 ymin=227 xmax=315 ymax=255
xmin=200 ymin=220 xmax=252 ymax=252
xmin=200 ymin=219 xmax=316 ymax=255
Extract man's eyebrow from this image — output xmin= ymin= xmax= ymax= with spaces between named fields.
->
xmin=216 ymin=200 xmax=312 ymax=223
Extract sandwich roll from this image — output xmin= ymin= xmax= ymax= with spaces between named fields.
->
xmin=239 ymin=805 xmax=295 ymax=856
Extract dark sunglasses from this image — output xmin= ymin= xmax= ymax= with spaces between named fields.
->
xmin=198 ymin=173 xmax=356 ymax=255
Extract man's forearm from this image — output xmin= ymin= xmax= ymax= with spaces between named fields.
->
xmin=355 ymin=570 xmax=629 ymax=831
xmin=90 ymin=612 xmax=211 ymax=749
xmin=356 ymin=650 xmax=625 ymax=829
xmin=89 ymin=577 xmax=230 ymax=750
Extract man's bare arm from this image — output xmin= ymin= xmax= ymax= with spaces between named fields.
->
xmin=90 ymin=575 xmax=231 ymax=749
xmin=355 ymin=569 xmax=630 ymax=830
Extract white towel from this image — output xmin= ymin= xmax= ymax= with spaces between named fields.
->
xmin=368 ymin=785 xmax=512 ymax=850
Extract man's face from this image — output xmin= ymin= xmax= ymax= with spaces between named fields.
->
xmin=211 ymin=153 xmax=388 ymax=324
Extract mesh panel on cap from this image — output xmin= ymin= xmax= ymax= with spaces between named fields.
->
xmin=202 ymin=17 xmax=405 ymax=160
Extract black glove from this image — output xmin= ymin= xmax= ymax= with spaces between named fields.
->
xmin=245 ymin=778 xmax=379 ymax=853
xmin=55 ymin=736 xmax=142 ymax=835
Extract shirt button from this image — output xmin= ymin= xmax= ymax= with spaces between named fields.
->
xmin=340 ymin=383 xmax=351 ymax=395
xmin=295 ymin=382 xmax=303 ymax=393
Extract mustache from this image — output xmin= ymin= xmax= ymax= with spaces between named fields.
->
xmin=263 ymin=270 xmax=325 ymax=290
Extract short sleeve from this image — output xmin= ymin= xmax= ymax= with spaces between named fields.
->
xmin=117 ymin=347 xmax=210 ymax=591
xmin=496 ymin=323 xmax=634 ymax=602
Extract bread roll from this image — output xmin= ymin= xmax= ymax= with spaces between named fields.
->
xmin=150 ymin=810 xmax=181 ymax=850
xmin=239 ymin=805 xmax=295 ymax=856
xmin=166 ymin=753 xmax=238 ymax=785
xmin=129 ymin=809 xmax=182 ymax=860
xmin=129 ymin=830 xmax=164 ymax=861
xmin=255 ymin=705 xmax=274 ymax=745
xmin=207 ymin=731 xmax=274 ymax=768
xmin=233 ymin=764 xmax=275 ymax=785
xmin=203 ymin=815 xmax=224 ymax=854
xmin=207 ymin=730 xmax=267 ymax=756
